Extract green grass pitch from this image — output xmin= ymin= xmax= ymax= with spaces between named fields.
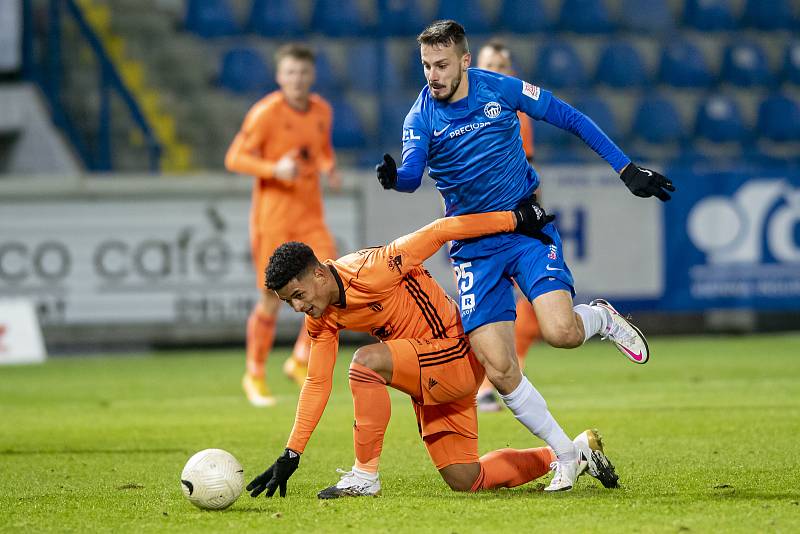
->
xmin=1 ymin=334 xmax=799 ymax=533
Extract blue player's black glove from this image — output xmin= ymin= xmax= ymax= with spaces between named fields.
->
xmin=376 ymin=153 xmax=397 ymax=190
xmin=246 ymin=448 xmax=300 ymax=498
xmin=620 ymin=164 xmax=675 ymax=202
xmin=513 ymin=195 xmax=555 ymax=245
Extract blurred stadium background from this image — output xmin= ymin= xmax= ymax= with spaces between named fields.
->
xmin=1 ymin=0 xmax=800 ymax=353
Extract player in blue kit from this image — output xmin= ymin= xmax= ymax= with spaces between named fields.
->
xmin=376 ymin=20 xmax=675 ymax=492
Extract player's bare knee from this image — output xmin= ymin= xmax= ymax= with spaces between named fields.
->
xmin=439 ymin=464 xmax=479 ymax=492
xmin=542 ymin=322 xmax=582 ymax=348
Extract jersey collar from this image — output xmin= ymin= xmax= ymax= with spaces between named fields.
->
xmin=328 ymin=265 xmax=346 ymax=308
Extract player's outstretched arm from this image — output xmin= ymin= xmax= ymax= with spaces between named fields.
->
xmin=247 ymin=327 xmax=338 ymax=498
xmin=375 ymin=149 xmax=426 ymax=192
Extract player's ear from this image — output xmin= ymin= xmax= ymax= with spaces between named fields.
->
xmin=462 ymin=52 xmax=471 ymax=71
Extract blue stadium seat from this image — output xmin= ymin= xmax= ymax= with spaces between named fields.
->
xmin=534 ymin=42 xmax=586 ymax=88
xmin=497 ymin=0 xmax=553 ymax=33
xmin=531 ymin=120 xmax=571 ymax=145
xmin=406 ymin=45 xmax=429 ymax=90
xmin=218 ymin=47 xmax=272 ymax=94
xmin=435 ymin=0 xmax=492 ymax=34
xmin=683 ymin=0 xmax=736 ymax=31
xmin=246 ymin=0 xmax=304 ymax=36
xmin=378 ymin=0 xmax=427 ymax=36
xmin=741 ymin=0 xmax=797 ymax=30
xmin=658 ymin=39 xmax=714 ymax=87
xmin=695 ymin=95 xmax=746 ymax=143
xmin=721 ymin=41 xmax=772 ymax=87
xmin=595 ymin=42 xmax=648 ymax=88
xmin=329 ymin=98 xmax=366 ymax=148
xmin=312 ymin=50 xmax=342 ymax=93
xmin=558 ymin=0 xmax=615 ymax=33
xmin=380 ymin=94 xmax=417 ymax=146
xmin=757 ymin=94 xmax=800 ymax=142
xmin=619 ymin=0 xmax=673 ymax=32
xmin=573 ymin=96 xmax=620 ymax=140
xmin=347 ymin=42 xmax=403 ymax=93
xmin=310 ymin=0 xmax=369 ymax=36
xmin=184 ymin=0 xmax=239 ymax=38
xmin=783 ymin=42 xmax=800 ymax=85
xmin=632 ymin=96 xmax=684 ymax=144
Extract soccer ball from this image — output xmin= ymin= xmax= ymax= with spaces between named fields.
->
xmin=180 ymin=449 xmax=244 ymax=510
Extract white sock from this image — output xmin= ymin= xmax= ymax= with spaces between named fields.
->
xmin=500 ymin=377 xmax=577 ymax=462
xmin=574 ymin=304 xmax=609 ymax=343
xmin=352 ymin=466 xmax=379 ymax=481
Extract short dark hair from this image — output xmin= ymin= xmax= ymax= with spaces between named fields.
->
xmin=274 ymin=43 xmax=315 ymax=66
xmin=417 ymin=20 xmax=469 ymax=56
xmin=481 ymin=38 xmax=512 ymax=60
xmin=265 ymin=242 xmax=319 ymax=290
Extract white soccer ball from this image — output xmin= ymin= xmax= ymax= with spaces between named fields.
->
xmin=180 ymin=449 xmax=244 ymax=510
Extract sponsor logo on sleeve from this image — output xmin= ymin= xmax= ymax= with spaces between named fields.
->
xmin=522 ymin=82 xmax=541 ymax=101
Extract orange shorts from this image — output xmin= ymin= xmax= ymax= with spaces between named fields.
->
xmin=385 ymin=336 xmax=485 ymax=469
xmin=251 ymin=221 xmax=337 ymax=288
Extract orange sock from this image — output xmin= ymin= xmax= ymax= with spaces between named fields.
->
xmin=470 ymin=447 xmax=555 ymax=491
xmin=515 ymin=297 xmax=541 ymax=361
xmin=245 ymin=305 xmax=276 ymax=379
xmin=348 ymin=362 xmax=389 ymax=474
xmin=291 ymin=324 xmax=311 ymax=365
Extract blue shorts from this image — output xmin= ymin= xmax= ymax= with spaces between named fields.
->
xmin=449 ymin=223 xmax=575 ymax=333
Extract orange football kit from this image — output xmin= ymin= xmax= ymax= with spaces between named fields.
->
xmin=283 ymin=212 xmax=555 ymax=490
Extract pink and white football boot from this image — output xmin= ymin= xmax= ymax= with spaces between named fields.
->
xmin=590 ymin=299 xmax=650 ymax=364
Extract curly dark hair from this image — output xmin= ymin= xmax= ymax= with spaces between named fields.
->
xmin=265 ymin=242 xmax=319 ymax=290
xmin=417 ymin=20 xmax=469 ymax=56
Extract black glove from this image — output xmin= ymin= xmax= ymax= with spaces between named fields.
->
xmin=620 ymin=164 xmax=675 ymax=202
xmin=513 ymin=195 xmax=555 ymax=245
xmin=246 ymin=448 xmax=300 ymax=498
xmin=376 ymin=153 xmax=397 ymax=190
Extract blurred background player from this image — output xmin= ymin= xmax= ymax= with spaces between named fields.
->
xmin=225 ymin=43 xmax=340 ymax=407
xmin=245 ymin=200 xmax=618 ymax=498
xmin=474 ymin=38 xmax=541 ymax=413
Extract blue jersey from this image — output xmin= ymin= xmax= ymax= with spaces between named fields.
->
xmin=402 ymin=68 xmax=547 ymax=216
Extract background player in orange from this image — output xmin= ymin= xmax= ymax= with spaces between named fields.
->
xmin=244 ymin=198 xmax=619 ymax=498
xmin=224 ymin=43 xmax=340 ymax=406
xmin=475 ymin=39 xmax=542 ymax=412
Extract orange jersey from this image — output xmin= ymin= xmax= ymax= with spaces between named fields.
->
xmin=518 ymin=111 xmax=534 ymax=160
xmin=224 ymin=91 xmax=335 ymax=230
xmin=285 ymin=211 xmax=517 ymax=452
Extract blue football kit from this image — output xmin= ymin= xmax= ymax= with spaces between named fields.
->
xmin=396 ymin=68 xmax=632 ymax=332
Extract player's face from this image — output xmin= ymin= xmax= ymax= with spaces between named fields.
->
xmin=420 ymin=43 xmax=470 ymax=101
xmin=476 ymin=48 xmax=513 ymax=75
xmin=276 ymin=57 xmax=315 ymax=103
xmin=275 ymin=269 xmax=330 ymax=319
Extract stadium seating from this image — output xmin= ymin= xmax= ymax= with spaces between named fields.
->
xmin=379 ymin=94 xmax=417 ymax=146
xmin=783 ymin=42 xmax=800 ymax=85
xmin=329 ymin=98 xmax=367 ymax=148
xmin=497 ymin=0 xmax=553 ymax=33
xmin=534 ymin=42 xmax=587 ymax=88
xmin=378 ymin=0 xmax=428 ymax=36
xmin=658 ymin=39 xmax=714 ymax=87
xmin=683 ymin=0 xmax=737 ymax=31
xmin=406 ymin=45 xmax=429 ymax=91
xmin=619 ymin=0 xmax=673 ymax=32
xmin=757 ymin=94 xmax=800 ymax=142
xmin=573 ymin=96 xmax=620 ymax=140
xmin=217 ymin=47 xmax=272 ymax=94
xmin=435 ymin=0 xmax=492 ymax=35
xmin=184 ymin=0 xmax=239 ymax=38
xmin=595 ymin=42 xmax=648 ymax=88
xmin=632 ymin=96 xmax=685 ymax=144
xmin=694 ymin=95 xmax=747 ymax=143
xmin=246 ymin=0 xmax=305 ymax=36
xmin=310 ymin=0 xmax=370 ymax=36
xmin=347 ymin=42 xmax=403 ymax=93
xmin=721 ymin=41 xmax=772 ymax=87
xmin=740 ymin=0 xmax=797 ymax=31
xmin=558 ymin=0 xmax=615 ymax=33
xmin=313 ymin=50 xmax=343 ymax=94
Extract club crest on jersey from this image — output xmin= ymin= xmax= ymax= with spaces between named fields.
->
xmin=483 ymin=101 xmax=501 ymax=119
xmin=548 ymin=244 xmax=558 ymax=260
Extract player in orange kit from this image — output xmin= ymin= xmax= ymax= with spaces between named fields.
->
xmin=475 ymin=39 xmax=542 ymax=412
xmin=225 ymin=43 xmax=339 ymax=406
xmin=244 ymin=197 xmax=619 ymax=498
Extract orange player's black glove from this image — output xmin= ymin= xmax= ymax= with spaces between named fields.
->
xmin=376 ymin=153 xmax=397 ymax=190
xmin=513 ymin=194 xmax=556 ymax=245
xmin=247 ymin=448 xmax=300 ymax=498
